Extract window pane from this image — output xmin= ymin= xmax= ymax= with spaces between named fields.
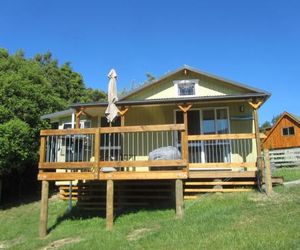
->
xmin=63 ymin=123 xmax=72 ymax=129
xmin=282 ymin=128 xmax=288 ymax=135
xmin=216 ymin=109 xmax=229 ymax=134
xmin=202 ymin=110 xmax=215 ymax=134
xmin=289 ymin=127 xmax=295 ymax=135
xmin=178 ymin=82 xmax=195 ymax=96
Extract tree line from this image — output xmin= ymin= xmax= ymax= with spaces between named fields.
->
xmin=0 ymin=48 xmax=106 ymax=202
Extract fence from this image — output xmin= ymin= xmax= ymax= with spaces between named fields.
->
xmin=269 ymin=147 xmax=300 ymax=168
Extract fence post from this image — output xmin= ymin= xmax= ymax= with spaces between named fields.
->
xmin=263 ymin=149 xmax=273 ymax=196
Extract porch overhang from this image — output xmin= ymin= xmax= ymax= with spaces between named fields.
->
xmin=69 ymin=92 xmax=270 ymax=109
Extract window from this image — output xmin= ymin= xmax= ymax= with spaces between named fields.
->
xmin=174 ymin=79 xmax=199 ymax=96
xmin=282 ymin=126 xmax=295 ymax=136
xmin=178 ymin=82 xmax=195 ymax=96
xmin=63 ymin=123 xmax=72 ymax=129
xmin=62 ymin=120 xmax=91 ymax=129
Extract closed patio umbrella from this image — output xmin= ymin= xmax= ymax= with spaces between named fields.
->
xmin=104 ymin=69 xmax=120 ymax=164
xmin=105 ymin=69 xmax=120 ymax=123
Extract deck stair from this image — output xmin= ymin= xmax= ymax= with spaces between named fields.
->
xmin=184 ymin=170 xmax=257 ymax=200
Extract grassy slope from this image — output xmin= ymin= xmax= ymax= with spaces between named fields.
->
xmin=0 ymin=185 xmax=299 ymax=250
xmin=273 ymin=167 xmax=300 ymax=182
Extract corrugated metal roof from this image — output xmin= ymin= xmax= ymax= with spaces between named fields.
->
xmin=119 ymin=65 xmax=271 ymax=100
xmin=41 ymin=108 xmax=74 ymax=120
xmin=69 ymin=93 xmax=269 ymax=108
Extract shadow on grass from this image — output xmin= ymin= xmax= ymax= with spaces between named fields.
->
xmin=0 ymin=188 xmax=58 ymax=211
xmin=48 ymin=200 xmax=175 ymax=234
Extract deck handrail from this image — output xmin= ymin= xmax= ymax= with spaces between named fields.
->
xmin=40 ymin=124 xmax=185 ymax=136
xmin=188 ymin=133 xmax=259 ymax=141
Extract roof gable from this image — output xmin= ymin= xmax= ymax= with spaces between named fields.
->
xmin=263 ymin=111 xmax=300 ymax=142
xmin=120 ymin=65 xmax=270 ymax=101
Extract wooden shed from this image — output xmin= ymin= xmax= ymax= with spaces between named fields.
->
xmin=263 ymin=112 xmax=300 ymax=149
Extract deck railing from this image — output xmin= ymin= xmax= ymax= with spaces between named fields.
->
xmin=38 ymin=124 xmax=258 ymax=181
xmin=38 ymin=124 xmax=188 ymax=181
xmin=187 ymin=133 xmax=257 ymax=169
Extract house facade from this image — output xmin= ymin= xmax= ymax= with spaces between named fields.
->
xmin=41 ymin=66 xmax=269 ymax=170
xmin=38 ymin=65 xmax=270 ymax=236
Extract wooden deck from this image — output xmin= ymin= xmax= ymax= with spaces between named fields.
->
xmin=37 ymin=123 xmax=271 ymax=237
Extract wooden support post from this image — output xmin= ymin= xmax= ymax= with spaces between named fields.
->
xmin=253 ymin=109 xmax=262 ymax=157
xmin=263 ymin=149 xmax=273 ymax=196
xmin=106 ymin=179 xmax=114 ymax=230
xmin=68 ymin=182 xmax=72 ymax=212
xmin=75 ymin=109 xmax=81 ymax=128
xmin=178 ymin=104 xmax=191 ymax=176
xmin=118 ymin=107 xmax=129 ymax=126
xmin=39 ymin=137 xmax=46 ymax=163
xmin=249 ymin=100 xmax=265 ymax=189
xmin=119 ymin=107 xmax=128 ymax=171
xmin=94 ymin=128 xmax=100 ymax=179
xmin=248 ymin=100 xmax=263 ymax=158
xmin=121 ymin=115 xmax=125 ymax=127
xmin=175 ymin=179 xmax=184 ymax=219
xmin=39 ymin=180 xmax=49 ymax=238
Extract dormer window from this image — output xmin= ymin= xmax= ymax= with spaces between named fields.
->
xmin=174 ymin=79 xmax=199 ymax=97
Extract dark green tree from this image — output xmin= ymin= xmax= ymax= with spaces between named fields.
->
xmin=0 ymin=48 xmax=106 ymax=201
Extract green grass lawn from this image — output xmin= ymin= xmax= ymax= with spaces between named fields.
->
xmin=0 ymin=184 xmax=299 ymax=250
xmin=273 ymin=167 xmax=300 ymax=182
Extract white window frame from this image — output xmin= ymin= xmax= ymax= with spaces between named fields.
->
xmin=173 ymin=79 xmax=199 ymax=97
xmin=62 ymin=119 xmax=91 ymax=129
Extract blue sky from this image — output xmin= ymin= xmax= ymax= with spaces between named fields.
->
xmin=1 ymin=0 xmax=299 ymax=124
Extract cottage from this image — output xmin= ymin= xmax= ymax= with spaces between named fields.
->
xmin=38 ymin=65 xmax=270 ymax=236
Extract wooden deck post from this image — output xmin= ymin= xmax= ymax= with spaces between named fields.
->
xmin=248 ymin=100 xmax=263 ymax=157
xmin=39 ymin=180 xmax=49 ymax=238
xmin=94 ymin=128 xmax=100 ymax=179
xmin=175 ymin=179 xmax=184 ymax=219
xmin=253 ymin=108 xmax=262 ymax=157
xmin=178 ymin=104 xmax=192 ymax=176
xmin=119 ymin=107 xmax=128 ymax=127
xmin=249 ymin=100 xmax=264 ymax=187
xmin=106 ymin=179 xmax=114 ymax=230
xmin=263 ymin=149 xmax=273 ymax=196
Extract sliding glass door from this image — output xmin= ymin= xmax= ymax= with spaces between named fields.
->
xmin=202 ymin=108 xmax=231 ymax=163
xmin=175 ymin=107 xmax=231 ymax=164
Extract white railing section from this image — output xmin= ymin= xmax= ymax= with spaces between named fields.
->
xmin=100 ymin=131 xmax=177 ymax=161
xmin=45 ymin=134 xmax=95 ymax=163
xmin=269 ymin=147 xmax=300 ymax=168
xmin=187 ymin=134 xmax=257 ymax=169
